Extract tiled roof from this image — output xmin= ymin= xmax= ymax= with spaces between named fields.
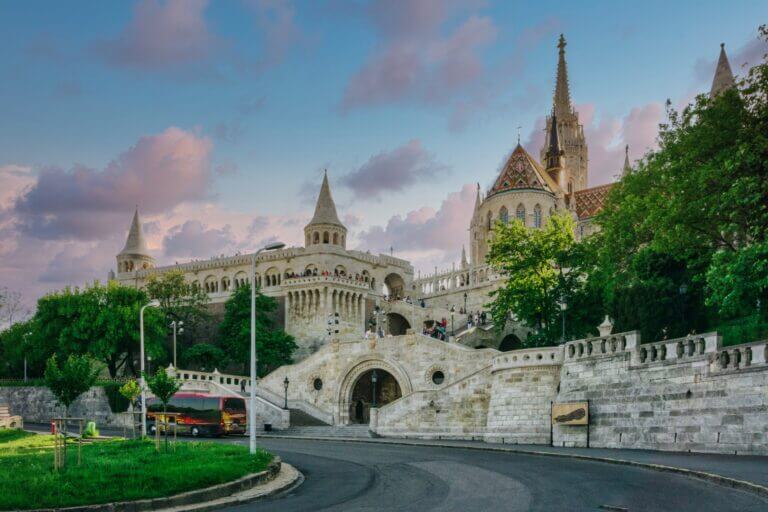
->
xmin=574 ymin=183 xmax=613 ymax=219
xmin=488 ymin=144 xmax=559 ymax=197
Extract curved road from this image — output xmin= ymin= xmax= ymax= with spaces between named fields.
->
xmin=222 ymin=438 xmax=768 ymax=512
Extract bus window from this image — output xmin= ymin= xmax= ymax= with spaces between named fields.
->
xmin=223 ymin=398 xmax=245 ymax=412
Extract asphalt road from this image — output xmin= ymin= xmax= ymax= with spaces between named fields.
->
xmin=221 ymin=438 xmax=768 ymax=512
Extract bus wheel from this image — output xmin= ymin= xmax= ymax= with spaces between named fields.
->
xmin=191 ymin=426 xmax=200 ymax=437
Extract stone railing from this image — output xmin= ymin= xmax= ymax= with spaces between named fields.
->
xmin=564 ymin=331 xmax=640 ymax=361
xmin=713 ymin=339 xmax=768 ymax=372
xmin=283 ymin=274 xmax=372 ymax=291
xmin=632 ymin=332 xmax=719 ymax=366
xmin=491 ymin=346 xmax=562 ymax=372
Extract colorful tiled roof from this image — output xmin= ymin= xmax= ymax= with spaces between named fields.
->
xmin=488 ymin=144 xmax=559 ymax=197
xmin=574 ymin=183 xmax=613 ymax=219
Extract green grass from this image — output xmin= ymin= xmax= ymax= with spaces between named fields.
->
xmin=0 ymin=429 xmax=272 ymax=510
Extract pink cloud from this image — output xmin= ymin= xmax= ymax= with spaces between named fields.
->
xmin=14 ymin=127 xmax=213 ymax=240
xmin=341 ymin=1 xmax=497 ymax=111
xmin=339 ymin=139 xmax=448 ymax=199
xmin=98 ymin=0 xmax=219 ymax=72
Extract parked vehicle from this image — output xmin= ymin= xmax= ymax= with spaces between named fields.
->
xmin=146 ymin=393 xmax=247 ymax=437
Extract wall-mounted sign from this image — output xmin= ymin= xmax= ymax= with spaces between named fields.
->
xmin=552 ymin=402 xmax=589 ymax=425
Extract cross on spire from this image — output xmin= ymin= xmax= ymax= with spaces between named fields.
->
xmin=553 ymin=33 xmax=573 ymax=118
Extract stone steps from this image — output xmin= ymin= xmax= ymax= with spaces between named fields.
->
xmin=267 ymin=425 xmax=374 ymax=438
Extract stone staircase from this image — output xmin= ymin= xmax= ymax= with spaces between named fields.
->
xmin=265 ymin=424 xmax=375 ymax=439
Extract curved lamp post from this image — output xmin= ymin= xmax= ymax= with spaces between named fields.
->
xmin=371 ymin=370 xmax=378 ymax=409
xmin=250 ymin=241 xmax=286 ymax=455
xmin=170 ymin=320 xmax=184 ymax=368
xmin=283 ymin=376 xmax=290 ymax=410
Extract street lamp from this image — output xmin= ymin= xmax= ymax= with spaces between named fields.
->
xmin=250 ymin=241 xmax=286 ymax=455
xmin=371 ymin=370 xmax=378 ymax=408
xmin=140 ymin=299 xmax=160 ymax=437
xmin=147 ymin=356 xmax=152 ymax=376
xmin=450 ymin=305 xmax=455 ymax=337
xmin=559 ymin=295 xmax=567 ymax=344
xmin=283 ymin=377 xmax=290 ymax=410
xmin=679 ymin=283 xmax=688 ymax=334
xmin=170 ymin=320 xmax=184 ymax=368
xmin=463 ymin=292 xmax=467 ymax=316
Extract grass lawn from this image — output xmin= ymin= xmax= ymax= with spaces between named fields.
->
xmin=0 ymin=429 xmax=272 ymax=510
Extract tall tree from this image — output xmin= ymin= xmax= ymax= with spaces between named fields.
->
xmin=219 ymin=283 xmax=296 ymax=376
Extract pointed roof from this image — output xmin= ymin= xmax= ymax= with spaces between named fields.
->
xmin=119 ymin=208 xmax=150 ymax=256
xmin=545 ymin=112 xmax=564 ymax=169
xmin=710 ymin=43 xmax=736 ymax=98
xmin=488 ymin=144 xmax=560 ymax=198
xmin=307 ymin=171 xmax=344 ymax=228
xmin=473 ymin=183 xmax=481 ymax=213
xmin=461 ymin=245 xmax=468 ymax=268
xmin=574 ymin=184 xmax=613 ymax=219
xmin=553 ymin=34 xmax=573 ymax=118
xmin=622 ymin=145 xmax=632 ymax=178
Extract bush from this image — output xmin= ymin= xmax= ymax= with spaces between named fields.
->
xmin=102 ymin=382 xmax=131 ymax=413
xmin=83 ymin=421 xmax=99 ymax=438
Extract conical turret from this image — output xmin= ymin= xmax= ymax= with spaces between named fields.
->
xmin=710 ymin=43 xmax=736 ymax=98
xmin=545 ymin=112 xmax=565 ymax=183
xmin=461 ymin=245 xmax=468 ymax=269
xmin=117 ymin=208 xmax=154 ymax=273
xmin=305 ymin=171 xmax=347 ymax=248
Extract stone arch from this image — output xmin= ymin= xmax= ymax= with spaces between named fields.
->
xmin=204 ymin=275 xmax=218 ymax=293
xmin=234 ymin=271 xmax=248 ymax=289
xmin=313 ymin=231 xmax=320 ymax=244
xmin=499 ymin=334 xmax=523 ymax=352
xmin=337 ymin=357 xmax=413 ymax=424
xmin=499 ymin=206 xmax=509 ymax=224
xmin=333 ymin=232 xmax=339 ymax=245
xmin=334 ymin=265 xmax=346 ymax=276
xmin=386 ymin=312 xmax=411 ymax=335
xmin=323 ymin=231 xmax=330 ymax=243
xmin=384 ymin=272 xmax=405 ymax=299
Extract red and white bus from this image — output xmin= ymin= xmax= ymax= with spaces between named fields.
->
xmin=147 ymin=393 xmax=247 ymax=437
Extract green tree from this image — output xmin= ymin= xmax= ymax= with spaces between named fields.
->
xmin=145 ymin=368 xmax=181 ymax=450
xmin=182 ymin=343 xmax=227 ymax=372
xmin=44 ymin=354 xmax=100 ymax=420
xmin=119 ymin=379 xmax=142 ymax=438
xmin=487 ymin=212 xmax=598 ymax=346
xmin=219 ymin=283 xmax=297 ymax=376
xmin=0 ymin=319 xmax=35 ymax=379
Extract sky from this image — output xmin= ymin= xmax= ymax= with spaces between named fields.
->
xmin=1 ymin=0 xmax=767 ymax=313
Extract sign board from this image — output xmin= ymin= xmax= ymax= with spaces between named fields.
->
xmin=552 ymin=402 xmax=589 ymax=425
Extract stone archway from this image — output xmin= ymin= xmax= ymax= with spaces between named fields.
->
xmin=386 ymin=312 xmax=411 ymax=336
xmin=337 ymin=358 xmax=412 ymax=425
xmin=499 ymin=334 xmax=523 ymax=352
xmin=383 ymin=272 xmax=405 ymax=299
xmin=348 ymin=369 xmax=402 ymax=424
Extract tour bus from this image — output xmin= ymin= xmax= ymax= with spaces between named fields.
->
xmin=146 ymin=393 xmax=247 ymax=437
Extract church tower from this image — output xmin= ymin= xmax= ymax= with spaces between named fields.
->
xmin=304 ymin=171 xmax=347 ymax=248
xmin=117 ymin=208 xmax=154 ymax=273
xmin=710 ymin=43 xmax=736 ymax=98
xmin=540 ymin=35 xmax=588 ymax=193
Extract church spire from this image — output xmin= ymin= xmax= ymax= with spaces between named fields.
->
xmin=119 ymin=207 xmax=150 ymax=256
xmin=461 ymin=245 xmax=468 ymax=269
xmin=622 ymin=145 xmax=632 ymax=178
xmin=710 ymin=43 xmax=736 ymax=98
xmin=545 ymin=112 xmax=565 ymax=171
xmin=307 ymin=170 xmax=344 ymax=228
xmin=473 ymin=183 xmax=481 ymax=212
xmin=553 ymin=34 xmax=573 ymax=118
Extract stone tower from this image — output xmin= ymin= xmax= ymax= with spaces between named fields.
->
xmin=540 ymin=35 xmax=588 ymax=193
xmin=117 ymin=208 xmax=154 ymax=273
xmin=304 ymin=171 xmax=347 ymax=249
xmin=710 ymin=43 xmax=736 ymax=98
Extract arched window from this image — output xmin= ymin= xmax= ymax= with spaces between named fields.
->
xmin=533 ymin=204 xmax=542 ymax=228
xmin=499 ymin=206 xmax=509 ymax=224
xmin=486 ymin=211 xmax=492 ymax=229
xmin=516 ymin=204 xmax=526 ymax=225
xmin=323 ymin=231 xmax=329 ymax=243
xmin=333 ymin=233 xmax=338 ymax=245
xmin=313 ymin=231 xmax=320 ymax=244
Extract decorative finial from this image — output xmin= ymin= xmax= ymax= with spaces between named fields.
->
xmin=558 ymin=34 xmax=566 ymax=53
xmin=625 ymin=144 xmax=629 ymax=156
xmin=516 ymin=125 xmax=522 ymax=144
xmin=720 ymin=42 xmax=725 ymax=49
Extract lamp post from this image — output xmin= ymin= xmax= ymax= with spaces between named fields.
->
xmin=463 ymin=292 xmax=467 ymax=316
xmin=559 ymin=295 xmax=567 ymax=344
xmin=371 ymin=370 xmax=378 ymax=409
xmin=170 ymin=321 xmax=184 ymax=368
xmin=283 ymin=377 xmax=290 ymax=409
xmin=450 ymin=305 xmax=455 ymax=337
xmin=250 ymin=241 xmax=285 ymax=455
xmin=139 ymin=299 xmax=160 ymax=437
xmin=679 ymin=283 xmax=688 ymax=334
xmin=147 ymin=356 xmax=152 ymax=376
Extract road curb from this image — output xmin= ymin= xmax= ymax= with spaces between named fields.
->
xmin=259 ymin=435 xmax=768 ymax=500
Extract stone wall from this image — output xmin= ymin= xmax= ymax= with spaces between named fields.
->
xmin=0 ymin=386 xmax=128 ymax=427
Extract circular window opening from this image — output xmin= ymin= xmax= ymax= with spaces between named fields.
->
xmin=313 ymin=378 xmax=323 ymax=391
xmin=431 ymin=371 xmax=445 ymax=385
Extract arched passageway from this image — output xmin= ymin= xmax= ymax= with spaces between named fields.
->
xmin=383 ymin=273 xmax=405 ymax=300
xmin=386 ymin=312 xmax=411 ymax=336
xmin=499 ymin=334 xmax=523 ymax=352
xmin=348 ymin=369 xmax=402 ymax=424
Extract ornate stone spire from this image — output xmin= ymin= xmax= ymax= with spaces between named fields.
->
xmin=710 ymin=43 xmax=736 ymax=98
xmin=553 ymin=34 xmax=573 ymax=118
xmin=461 ymin=245 xmax=468 ymax=269
xmin=545 ymin=112 xmax=565 ymax=171
xmin=307 ymin=170 xmax=344 ymax=228
xmin=622 ymin=145 xmax=632 ymax=178
xmin=119 ymin=208 xmax=150 ymax=256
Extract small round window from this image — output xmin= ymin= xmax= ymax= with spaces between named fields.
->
xmin=431 ymin=371 xmax=445 ymax=385
xmin=313 ymin=378 xmax=323 ymax=391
